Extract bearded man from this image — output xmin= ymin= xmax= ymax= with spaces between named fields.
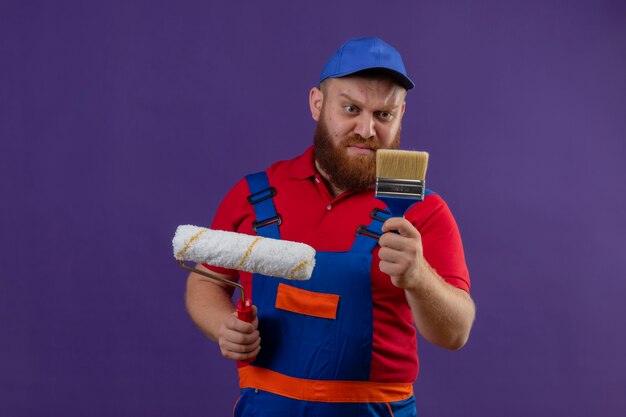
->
xmin=185 ymin=37 xmax=475 ymax=417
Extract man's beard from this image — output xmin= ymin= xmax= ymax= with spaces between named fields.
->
xmin=313 ymin=117 xmax=401 ymax=192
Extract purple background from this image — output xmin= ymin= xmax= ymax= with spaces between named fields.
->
xmin=1 ymin=0 xmax=625 ymax=415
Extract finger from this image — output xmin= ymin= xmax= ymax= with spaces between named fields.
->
xmin=378 ymin=246 xmax=404 ymax=264
xmin=219 ymin=329 xmax=262 ymax=361
xmin=220 ymin=332 xmax=261 ymax=354
xmin=220 ymin=326 xmax=260 ymax=346
xmin=221 ymin=344 xmax=262 ymax=361
xmin=379 ymin=259 xmax=405 ymax=277
xmin=222 ymin=343 xmax=262 ymax=361
xmin=225 ymin=312 xmax=257 ymax=333
xmin=378 ymin=232 xmax=410 ymax=251
xmin=381 ymin=218 xmax=419 ymax=238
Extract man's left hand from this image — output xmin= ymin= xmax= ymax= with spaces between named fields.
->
xmin=378 ymin=217 xmax=425 ymax=289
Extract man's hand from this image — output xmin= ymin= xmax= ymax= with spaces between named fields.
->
xmin=378 ymin=217 xmax=425 ymax=289
xmin=377 ymin=217 xmax=475 ymax=350
xmin=217 ymin=305 xmax=261 ymax=361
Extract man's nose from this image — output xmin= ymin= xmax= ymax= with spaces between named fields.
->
xmin=353 ymin=113 xmax=376 ymax=139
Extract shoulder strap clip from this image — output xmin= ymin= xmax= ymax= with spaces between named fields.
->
xmin=247 ymin=186 xmax=277 ymax=205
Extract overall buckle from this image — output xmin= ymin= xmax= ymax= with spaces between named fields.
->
xmin=247 ymin=187 xmax=277 ymax=205
xmin=370 ymin=207 xmax=391 ymax=222
xmin=252 ymin=214 xmax=282 ymax=232
xmin=355 ymin=225 xmax=382 ymax=240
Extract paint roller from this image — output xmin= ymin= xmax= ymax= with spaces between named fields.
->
xmin=173 ymin=225 xmax=315 ymax=323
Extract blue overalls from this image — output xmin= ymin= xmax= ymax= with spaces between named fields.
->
xmin=233 ymin=172 xmax=419 ymax=417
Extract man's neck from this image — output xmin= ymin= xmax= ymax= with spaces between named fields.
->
xmin=314 ymin=160 xmax=345 ymax=198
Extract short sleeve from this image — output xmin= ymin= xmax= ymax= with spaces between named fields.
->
xmin=407 ymin=194 xmax=470 ymax=292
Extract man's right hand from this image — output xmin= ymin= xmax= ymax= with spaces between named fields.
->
xmin=217 ymin=305 xmax=261 ymax=361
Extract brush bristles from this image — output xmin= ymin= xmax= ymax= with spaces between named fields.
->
xmin=376 ymin=149 xmax=429 ymax=181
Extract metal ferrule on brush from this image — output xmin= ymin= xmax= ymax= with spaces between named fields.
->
xmin=375 ymin=177 xmax=425 ymax=200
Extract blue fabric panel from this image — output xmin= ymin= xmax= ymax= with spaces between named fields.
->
xmin=251 ymin=250 xmax=374 ymax=381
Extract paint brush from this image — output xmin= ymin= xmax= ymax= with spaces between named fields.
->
xmin=375 ymin=149 xmax=429 ymax=217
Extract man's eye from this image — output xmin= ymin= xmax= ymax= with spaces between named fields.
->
xmin=378 ymin=111 xmax=393 ymax=120
xmin=345 ymin=105 xmax=359 ymax=113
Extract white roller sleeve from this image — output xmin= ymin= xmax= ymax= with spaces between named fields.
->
xmin=172 ymin=225 xmax=315 ymax=280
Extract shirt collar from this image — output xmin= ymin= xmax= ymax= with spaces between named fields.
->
xmin=287 ymin=146 xmax=318 ymax=180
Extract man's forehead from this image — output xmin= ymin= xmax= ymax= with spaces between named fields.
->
xmin=325 ymin=76 xmax=406 ymax=106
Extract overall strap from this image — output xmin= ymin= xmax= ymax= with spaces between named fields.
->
xmin=351 ymin=208 xmax=393 ymax=253
xmin=350 ymin=189 xmax=436 ymax=253
xmin=245 ymin=171 xmax=281 ymax=239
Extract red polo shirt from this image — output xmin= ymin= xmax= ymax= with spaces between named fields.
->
xmin=206 ymin=147 xmax=470 ymax=382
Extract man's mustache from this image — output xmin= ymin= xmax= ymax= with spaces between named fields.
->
xmin=342 ymin=136 xmax=381 ymax=151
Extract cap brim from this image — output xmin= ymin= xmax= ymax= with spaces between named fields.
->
xmin=321 ymin=67 xmax=414 ymax=90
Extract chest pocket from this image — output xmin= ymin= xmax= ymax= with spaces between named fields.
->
xmin=275 ymin=283 xmax=339 ymax=320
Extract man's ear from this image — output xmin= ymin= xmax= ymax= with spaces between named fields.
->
xmin=309 ymin=87 xmax=324 ymax=122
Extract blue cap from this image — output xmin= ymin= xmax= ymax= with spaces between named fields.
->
xmin=319 ymin=37 xmax=414 ymax=90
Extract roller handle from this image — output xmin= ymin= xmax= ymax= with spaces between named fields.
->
xmin=236 ymin=298 xmax=253 ymax=323
xmin=236 ymin=298 xmax=256 ymax=366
